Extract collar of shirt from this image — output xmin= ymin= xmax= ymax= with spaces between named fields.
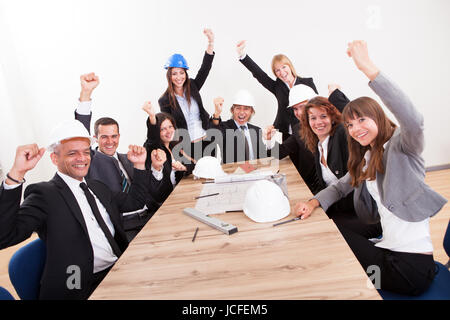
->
xmin=234 ymin=120 xmax=248 ymax=130
xmin=318 ymin=135 xmax=331 ymax=160
xmin=363 ymin=141 xmax=389 ymax=172
xmin=57 ymin=171 xmax=87 ymax=191
xmin=284 ymin=77 xmax=298 ymax=89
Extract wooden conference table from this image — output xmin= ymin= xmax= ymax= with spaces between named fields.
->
xmin=91 ymin=157 xmax=381 ymax=300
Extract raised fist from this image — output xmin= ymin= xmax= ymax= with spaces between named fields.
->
xmin=236 ymin=40 xmax=246 ymax=58
xmin=213 ymin=97 xmax=224 ymax=117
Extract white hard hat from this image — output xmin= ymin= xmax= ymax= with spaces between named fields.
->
xmin=243 ymin=180 xmax=290 ymax=223
xmin=193 ymin=156 xmax=226 ymax=179
xmin=47 ymin=120 xmax=95 ymax=152
xmin=288 ymin=85 xmax=316 ymax=107
xmin=232 ymin=89 xmax=256 ymax=107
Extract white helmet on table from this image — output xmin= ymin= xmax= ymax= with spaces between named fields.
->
xmin=193 ymin=156 xmax=226 ymax=179
xmin=243 ymin=179 xmax=290 ymax=223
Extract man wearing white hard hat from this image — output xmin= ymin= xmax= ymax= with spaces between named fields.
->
xmin=75 ymin=73 xmax=159 ymax=241
xmin=211 ymin=89 xmax=268 ymax=163
xmin=264 ymin=84 xmax=322 ymax=194
xmin=0 ymin=120 xmax=150 ymax=299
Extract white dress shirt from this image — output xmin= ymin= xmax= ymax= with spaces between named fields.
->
xmin=57 ymin=171 xmax=118 ymax=273
xmin=317 ymin=136 xmax=339 ymax=186
xmin=363 ymin=149 xmax=433 ymax=254
xmin=176 ymin=93 xmax=206 ymax=142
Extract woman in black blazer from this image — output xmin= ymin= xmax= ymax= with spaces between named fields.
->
xmin=236 ymin=40 xmax=318 ymax=141
xmin=142 ymin=102 xmax=194 ymax=205
xmin=299 ymin=90 xmax=355 ymax=219
xmin=158 ymin=29 xmax=216 ymax=161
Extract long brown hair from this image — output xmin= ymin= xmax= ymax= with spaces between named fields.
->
xmin=300 ymin=97 xmax=343 ymax=153
xmin=155 ymin=112 xmax=179 ymax=147
xmin=342 ymin=97 xmax=397 ymax=187
xmin=162 ymin=67 xmax=192 ymax=109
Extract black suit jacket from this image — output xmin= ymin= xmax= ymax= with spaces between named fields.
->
xmin=143 ymin=119 xmax=194 ymax=204
xmin=318 ymin=89 xmax=354 ymax=215
xmin=316 ymin=89 xmax=350 ymax=190
xmin=158 ymin=52 xmax=214 ymax=133
xmin=0 ymin=170 xmax=149 ymax=299
xmin=240 ymin=54 xmax=318 ymax=137
xmin=75 ymin=111 xmax=158 ymax=212
xmin=211 ymin=118 xmax=269 ymax=164
xmin=271 ymin=123 xmax=321 ymax=194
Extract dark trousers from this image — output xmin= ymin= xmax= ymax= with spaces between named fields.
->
xmin=336 ymin=221 xmax=436 ymax=295
xmin=123 ymin=209 xmax=154 ymax=242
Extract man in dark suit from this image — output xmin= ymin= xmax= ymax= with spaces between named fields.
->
xmin=74 ymin=73 xmax=158 ymax=241
xmin=210 ymin=90 xmax=269 ymax=164
xmin=0 ymin=120 xmax=149 ymax=299
xmin=263 ymin=84 xmax=322 ymax=194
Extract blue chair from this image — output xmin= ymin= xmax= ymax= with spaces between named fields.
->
xmin=379 ymin=219 xmax=450 ymax=300
xmin=0 ymin=286 xmax=15 ymax=300
xmin=8 ymin=238 xmax=46 ymax=300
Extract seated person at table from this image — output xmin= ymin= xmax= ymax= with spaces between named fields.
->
xmin=263 ymin=84 xmax=321 ymax=194
xmin=210 ymin=90 xmax=268 ymax=164
xmin=294 ymin=40 xmax=447 ymax=296
xmin=299 ymin=94 xmax=356 ymax=219
xmin=74 ymin=72 xmax=157 ymax=241
xmin=142 ymin=101 xmax=194 ymax=205
xmin=0 ymin=121 xmax=150 ymax=299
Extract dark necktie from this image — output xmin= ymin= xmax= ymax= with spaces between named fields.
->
xmin=113 ymin=158 xmax=130 ymax=193
xmin=239 ymin=126 xmax=250 ymax=161
xmin=79 ymin=182 xmax=122 ymax=257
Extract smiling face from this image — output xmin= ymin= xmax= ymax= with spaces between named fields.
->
xmin=170 ymin=67 xmax=187 ymax=90
xmin=95 ymin=124 xmax=120 ymax=156
xmin=231 ymin=104 xmax=254 ymax=126
xmin=273 ymin=62 xmax=294 ymax=83
xmin=51 ymin=138 xmax=91 ymax=181
xmin=307 ymin=107 xmax=333 ymax=142
xmin=346 ymin=116 xmax=379 ymax=147
xmin=160 ymin=118 xmax=175 ymax=144
xmin=291 ymin=101 xmax=308 ymax=120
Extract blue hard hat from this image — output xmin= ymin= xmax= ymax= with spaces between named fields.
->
xmin=164 ymin=53 xmax=189 ymax=70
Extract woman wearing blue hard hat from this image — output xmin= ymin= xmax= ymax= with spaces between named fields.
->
xmin=158 ymin=28 xmax=216 ymax=162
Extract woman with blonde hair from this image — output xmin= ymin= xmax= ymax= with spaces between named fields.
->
xmin=294 ymin=41 xmax=447 ymax=295
xmin=236 ymin=40 xmax=318 ymax=141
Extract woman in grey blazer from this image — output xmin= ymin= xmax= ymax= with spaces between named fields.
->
xmin=294 ymin=41 xmax=447 ymax=296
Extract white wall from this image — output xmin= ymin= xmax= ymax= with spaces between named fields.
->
xmin=1 ymin=0 xmax=449 ymax=184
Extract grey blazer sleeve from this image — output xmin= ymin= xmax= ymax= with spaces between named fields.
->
xmin=369 ymin=72 xmax=424 ymax=155
xmin=313 ymin=172 xmax=354 ymax=212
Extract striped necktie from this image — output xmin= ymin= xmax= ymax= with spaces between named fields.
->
xmin=113 ymin=157 xmax=130 ymax=193
xmin=119 ymin=169 xmax=130 ymax=193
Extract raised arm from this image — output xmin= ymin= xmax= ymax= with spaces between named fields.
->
xmin=211 ymin=97 xmax=224 ymax=127
xmin=142 ymin=101 xmax=161 ymax=145
xmin=75 ymin=72 xmax=100 ymax=134
xmin=237 ymin=40 xmax=277 ymax=94
xmin=0 ymin=144 xmax=46 ymax=249
xmin=192 ymin=29 xmax=215 ymax=90
xmin=327 ymin=84 xmax=350 ymax=113
xmin=347 ymin=41 xmax=424 ymax=155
